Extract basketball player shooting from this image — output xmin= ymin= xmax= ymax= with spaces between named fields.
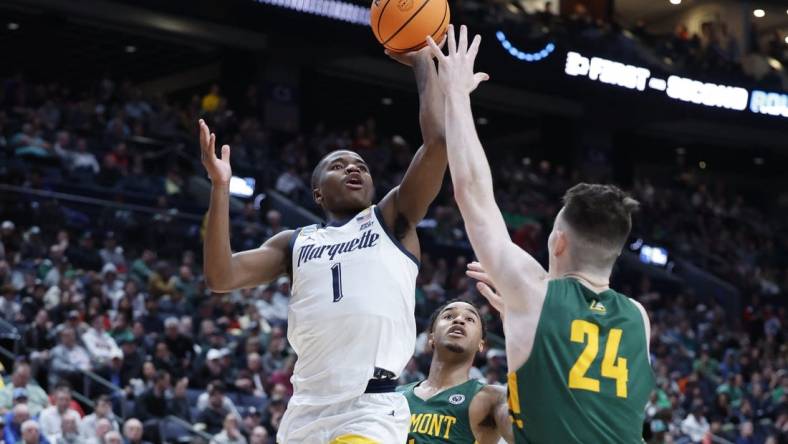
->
xmin=400 ymin=299 xmax=513 ymax=443
xmin=427 ymin=25 xmax=655 ymax=443
xmin=199 ymin=37 xmax=469 ymax=443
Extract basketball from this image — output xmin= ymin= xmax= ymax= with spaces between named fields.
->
xmin=370 ymin=0 xmax=450 ymax=53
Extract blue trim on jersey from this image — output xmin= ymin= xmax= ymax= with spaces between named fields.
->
xmin=373 ymin=206 xmax=420 ymax=267
xmin=288 ymin=227 xmax=302 ymax=280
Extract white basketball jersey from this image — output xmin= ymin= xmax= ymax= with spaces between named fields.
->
xmin=287 ymin=205 xmax=418 ymax=406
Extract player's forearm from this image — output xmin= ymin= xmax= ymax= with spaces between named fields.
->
xmin=414 ymin=57 xmax=446 ymax=148
xmin=445 ymin=92 xmax=497 ymax=220
xmin=203 ymin=184 xmax=235 ymax=291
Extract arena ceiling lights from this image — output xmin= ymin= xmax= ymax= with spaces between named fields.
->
xmin=495 ymin=31 xmax=555 ymax=63
xmin=254 ymin=0 xmax=369 ymax=25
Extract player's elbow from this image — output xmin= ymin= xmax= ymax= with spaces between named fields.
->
xmin=204 ymin=271 xmax=233 ymax=293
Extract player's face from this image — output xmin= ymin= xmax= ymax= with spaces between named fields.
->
xmin=314 ymin=151 xmax=375 ymax=213
xmin=432 ymin=302 xmax=484 ymax=355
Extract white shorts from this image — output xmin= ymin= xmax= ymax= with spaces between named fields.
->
xmin=277 ymin=392 xmax=410 ymax=444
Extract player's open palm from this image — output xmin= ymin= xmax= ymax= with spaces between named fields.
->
xmin=427 ymin=24 xmax=488 ymax=95
xmin=199 ymin=119 xmax=232 ymax=186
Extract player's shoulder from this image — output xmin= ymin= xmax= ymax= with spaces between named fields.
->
xmin=470 ymin=382 xmax=506 ymax=407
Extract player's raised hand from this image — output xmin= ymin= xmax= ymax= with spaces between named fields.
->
xmin=384 ymin=35 xmax=445 ymax=67
xmin=466 ymin=261 xmax=505 ymax=316
xmin=426 ymin=24 xmax=489 ymax=95
xmin=198 ymin=119 xmax=232 ymax=186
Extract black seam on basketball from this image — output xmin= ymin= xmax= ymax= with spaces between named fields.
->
xmin=382 ymin=0 xmax=432 ymax=46
xmin=376 ymin=0 xmax=394 ymax=43
xmin=389 ymin=1 xmax=447 ymax=52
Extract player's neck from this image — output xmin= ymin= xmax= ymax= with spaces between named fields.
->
xmin=425 ymin=353 xmax=472 ymax=391
xmin=562 ymin=270 xmax=610 ymax=293
xmin=324 ymin=208 xmax=361 ymax=225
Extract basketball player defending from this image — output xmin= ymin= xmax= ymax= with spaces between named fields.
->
xmin=399 ymin=299 xmax=513 ymax=444
xmin=427 ymin=25 xmax=655 ymax=443
xmin=199 ymin=41 xmax=470 ymax=443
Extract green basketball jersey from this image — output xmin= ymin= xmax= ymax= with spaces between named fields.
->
xmin=509 ymin=278 xmax=655 ymax=444
xmin=399 ymin=379 xmax=485 ymax=444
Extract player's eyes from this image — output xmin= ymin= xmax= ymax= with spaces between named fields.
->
xmin=466 ymin=317 xmax=476 ymax=323
xmin=331 ymin=164 xmax=343 ymax=170
xmin=358 ymin=165 xmax=368 ymax=172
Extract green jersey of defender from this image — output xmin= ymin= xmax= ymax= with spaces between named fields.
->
xmin=400 ymin=378 xmax=485 ymax=443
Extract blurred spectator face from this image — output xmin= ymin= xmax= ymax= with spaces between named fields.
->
xmin=96 ymin=398 xmax=111 ymax=417
xmin=61 ymin=415 xmax=78 ymax=435
xmin=250 ymin=425 xmax=268 ymax=444
xmin=34 ymin=309 xmax=48 ymax=326
xmin=223 ymin=413 xmax=237 ymax=433
xmin=12 ymin=363 xmax=31 ymax=387
xmin=13 ymin=404 xmax=30 ymax=425
xmin=61 ymin=328 xmax=76 ymax=347
xmin=179 ymin=317 xmax=192 ymax=337
xmin=247 ymin=353 xmax=262 ymax=371
xmin=21 ymin=420 xmax=39 ymax=444
xmin=142 ymin=362 xmax=156 ymax=380
xmin=123 ymin=419 xmax=143 ymax=441
xmin=105 ymin=431 xmax=123 ymax=444
xmin=209 ymin=388 xmax=224 ymax=409
xmin=96 ymin=418 xmax=112 ymax=438
xmin=165 ymin=320 xmax=179 ymax=338
xmin=55 ymin=388 xmax=72 ymax=412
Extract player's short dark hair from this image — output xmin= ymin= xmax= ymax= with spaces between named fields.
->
xmin=561 ymin=183 xmax=639 ymax=265
xmin=428 ymin=298 xmax=487 ymax=340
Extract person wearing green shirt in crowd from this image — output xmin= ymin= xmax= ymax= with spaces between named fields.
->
xmin=399 ymin=300 xmax=512 ymax=444
xmin=0 ymin=362 xmax=50 ymax=416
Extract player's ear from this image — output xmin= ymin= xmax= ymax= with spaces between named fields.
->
xmin=554 ymin=229 xmax=568 ymax=257
xmin=427 ymin=333 xmax=435 ymax=351
xmin=312 ymin=187 xmax=323 ymax=205
xmin=478 ymin=339 xmax=485 ymax=354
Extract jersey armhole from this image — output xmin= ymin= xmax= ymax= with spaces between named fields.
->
xmin=287 ymin=227 xmax=303 ymax=277
xmin=372 ymin=205 xmax=420 ymax=267
xmin=628 ymin=297 xmax=652 ymax=364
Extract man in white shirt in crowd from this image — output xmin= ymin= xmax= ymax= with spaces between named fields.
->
xmin=82 ymin=315 xmax=122 ymax=367
xmin=39 ymin=386 xmax=81 ymax=438
xmin=79 ymin=395 xmax=120 ymax=441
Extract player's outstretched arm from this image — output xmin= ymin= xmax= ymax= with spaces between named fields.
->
xmin=378 ymin=41 xmax=449 ymax=232
xmin=199 ymin=119 xmax=293 ymax=292
xmin=427 ymin=25 xmax=546 ymax=308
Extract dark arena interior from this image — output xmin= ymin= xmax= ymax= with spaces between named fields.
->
xmin=0 ymin=0 xmax=786 ymax=443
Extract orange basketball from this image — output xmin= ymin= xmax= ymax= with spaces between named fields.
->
xmin=370 ymin=0 xmax=450 ymax=53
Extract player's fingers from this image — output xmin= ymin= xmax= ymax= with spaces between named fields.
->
xmin=198 ymin=120 xmax=209 ymax=152
xmin=466 ymin=269 xmax=494 ymax=286
xmin=466 ymin=261 xmax=484 ymax=272
xmin=477 ymin=282 xmax=503 ymax=309
xmin=458 ymin=24 xmax=468 ymax=55
xmin=447 ymin=24 xmax=456 ymax=56
xmin=472 ymin=72 xmax=490 ymax=90
xmin=426 ymin=36 xmax=445 ymax=60
xmin=220 ymin=144 xmax=231 ymax=163
xmin=467 ymin=34 xmax=482 ymax=59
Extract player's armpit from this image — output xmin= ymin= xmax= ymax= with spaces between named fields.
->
xmin=207 ymin=229 xmax=293 ymax=292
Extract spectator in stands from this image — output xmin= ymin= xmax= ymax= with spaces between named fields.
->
xmin=163 ymin=316 xmax=194 ymax=369
xmin=21 ymin=419 xmax=49 ymax=444
xmin=52 ymin=413 xmax=80 ymax=444
xmin=681 ymin=404 xmax=711 ymax=443
xmin=210 ymin=413 xmax=247 ymax=444
xmin=254 ymin=285 xmax=286 ymax=324
xmin=191 ymin=349 xmax=230 ymax=389
xmin=83 ymin=315 xmax=123 ymax=367
xmin=274 ymin=166 xmax=305 ymax=198
xmin=248 ymin=425 xmax=268 ymax=444
xmin=86 ymin=417 xmax=113 ymax=444
xmin=196 ymin=382 xmax=230 ymax=435
xmin=39 ymin=386 xmax=81 ymax=438
xmin=4 ymin=403 xmax=31 ymax=444
xmin=0 ymin=362 xmax=50 ymax=416
xmin=134 ymin=370 xmax=172 ymax=422
xmin=50 ymin=327 xmax=92 ymax=387
xmin=233 ymin=352 xmax=267 ymax=398
xmin=79 ymin=395 xmax=119 ymax=441
xmin=65 ymin=232 xmax=102 ymax=272
xmin=130 ymin=250 xmax=156 ymax=285
xmin=122 ymin=418 xmax=151 ymax=444
xmin=103 ymin=430 xmax=123 ymax=444
xmin=23 ymin=309 xmax=54 ymax=370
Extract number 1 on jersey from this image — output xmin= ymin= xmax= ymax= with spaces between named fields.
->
xmin=331 ymin=263 xmax=344 ymax=302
